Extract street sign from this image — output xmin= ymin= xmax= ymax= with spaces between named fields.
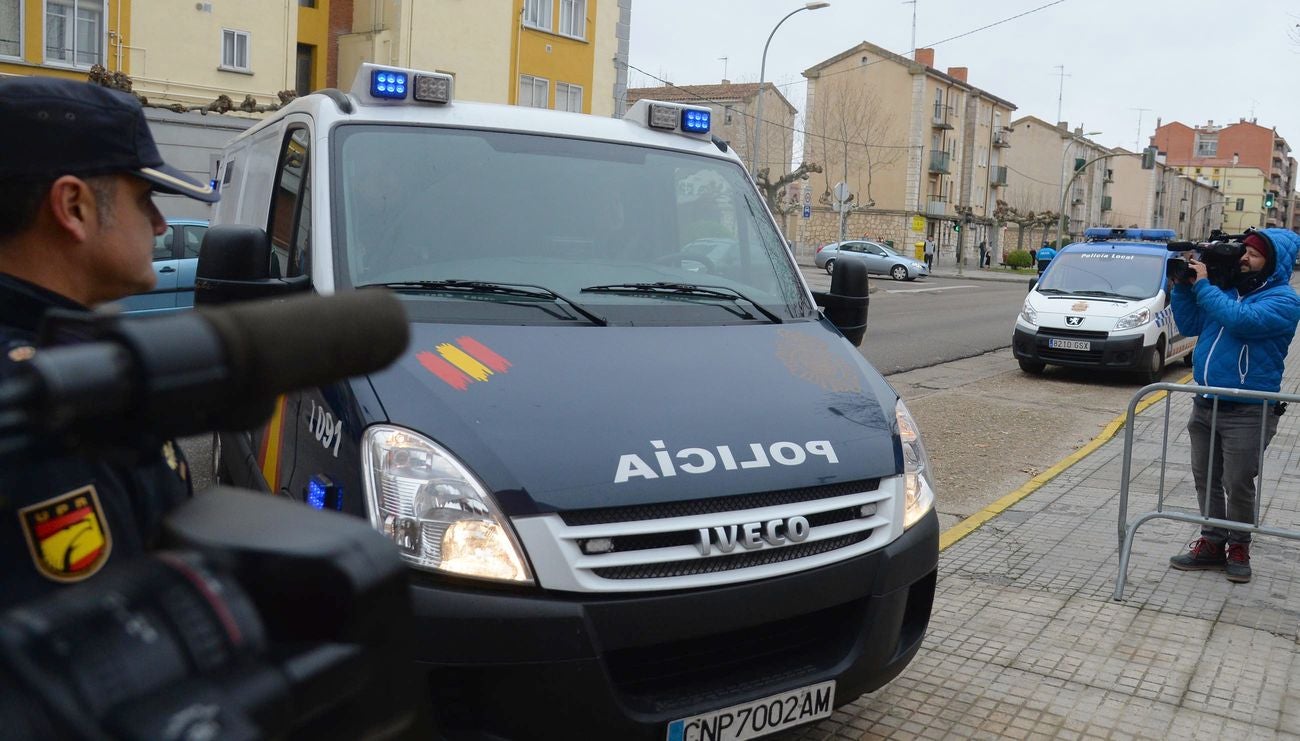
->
xmin=833 ymin=182 xmax=850 ymax=204
xmin=802 ymin=204 xmax=811 ymax=219
xmin=802 ymin=184 xmax=812 ymax=206
xmin=910 ymin=215 xmax=926 ymax=232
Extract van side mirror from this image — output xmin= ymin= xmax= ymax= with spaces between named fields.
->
xmin=813 ymin=258 xmax=869 ymax=346
xmin=195 ymin=226 xmax=310 ymax=305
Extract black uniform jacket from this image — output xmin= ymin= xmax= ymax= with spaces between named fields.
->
xmin=0 ymin=273 xmax=191 ymax=608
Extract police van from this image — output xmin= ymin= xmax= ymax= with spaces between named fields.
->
xmin=199 ymin=64 xmax=938 ymax=740
xmin=1013 ymin=228 xmax=1195 ymax=382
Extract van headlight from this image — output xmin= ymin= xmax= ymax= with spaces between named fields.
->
xmin=362 ymin=426 xmax=532 ymax=584
xmin=1114 ymin=307 xmax=1151 ymax=330
xmin=896 ymin=399 xmax=935 ymax=529
xmin=1020 ymin=301 xmax=1038 ymax=326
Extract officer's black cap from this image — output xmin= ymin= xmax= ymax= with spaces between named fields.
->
xmin=0 ymin=76 xmax=218 ymax=203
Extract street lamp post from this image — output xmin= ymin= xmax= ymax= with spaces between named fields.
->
xmin=1055 ymin=151 xmax=1136 ymax=251
xmin=1056 ymin=130 xmax=1102 ymax=246
xmin=749 ymin=2 xmax=830 ymax=176
xmin=1190 ymin=198 xmax=1226 ymax=235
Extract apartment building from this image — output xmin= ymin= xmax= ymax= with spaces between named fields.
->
xmin=1107 ymin=151 xmax=1222 ymax=238
xmin=337 ymin=0 xmax=629 ymax=117
xmin=1003 ymin=117 xmax=1112 ymax=241
xmin=799 ymin=43 xmax=1016 ymax=260
xmin=1151 ymin=118 xmax=1296 ymax=229
xmin=626 ymin=81 xmax=797 ymax=180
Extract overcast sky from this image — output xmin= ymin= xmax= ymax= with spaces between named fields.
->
xmin=628 ymin=0 xmax=1300 ymax=158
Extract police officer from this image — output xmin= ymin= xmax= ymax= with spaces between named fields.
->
xmin=0 ymin=77 xmax=218 ymax=607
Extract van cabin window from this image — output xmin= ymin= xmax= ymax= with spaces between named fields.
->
xmin=331 ymin=125 xmax=813 ymax=323
xmin=267 ymin=127 xmax=311 ymax=278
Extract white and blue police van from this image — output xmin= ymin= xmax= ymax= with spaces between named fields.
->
xmin=1013 ymin=227 xmax=1195 ymax=382
xmin=196 ymin=64 xmax=939 ymax=740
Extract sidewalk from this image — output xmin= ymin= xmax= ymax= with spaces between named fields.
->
xmin=789 ymin=354 xmax=1300 ymax=737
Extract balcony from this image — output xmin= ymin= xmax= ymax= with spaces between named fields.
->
xmin=1103 ymin=168 xmax=1114 ymax=184
xmin=926 ymin=198 xmax=949 ymax=217
xmin=1101 ymin=195 xmax=1113 ymax=212
xmin=992 ymin=130 xmax=1011 ymax=148
xmin=931 ymin=104 xmax=953 ymax=129
xmin=929 ymin=150 xmax=952 ymax=174
xmin=990 ymin=165 xmax=1007 ymax=186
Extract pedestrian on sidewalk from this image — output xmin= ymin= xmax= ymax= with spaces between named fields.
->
xmin=978 ymin=240 xmax=989 ymax=269
xmin=1168 ymin=229 xmax=1300 ymax=583
xmin=923 ymin=237 xmax=934 ymax=271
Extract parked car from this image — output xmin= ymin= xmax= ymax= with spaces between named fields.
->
xmin=117 ymin=218 xmax=208 ymax=314
xmin=815 ymin=240 xmax=928 ymax=280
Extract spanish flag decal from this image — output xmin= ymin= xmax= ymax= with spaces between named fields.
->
xmin=418 ymin=337 xmax=511 ymax=391
xmin=19 ymin=485 xmax=112 ymax=583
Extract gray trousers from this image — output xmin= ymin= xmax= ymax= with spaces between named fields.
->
xmin=1187 ymin=402 xmax=1280 ymax=544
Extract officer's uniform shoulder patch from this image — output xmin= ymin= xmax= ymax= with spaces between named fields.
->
xmin=18 ymin=485 xmax=113 ymax=582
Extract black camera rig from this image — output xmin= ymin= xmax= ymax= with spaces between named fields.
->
xmin=1166 ymin=229 xmax=1255 ymax=288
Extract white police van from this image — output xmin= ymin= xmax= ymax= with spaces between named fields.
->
xmin=198 ymin=64 xmax=938 ymax=740
xmin=1013 ymin=227 xmax=1195 ymax=382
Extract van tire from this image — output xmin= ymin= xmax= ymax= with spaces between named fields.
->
xmin=1018 ymin=358 xmax=1045 ymax=374
xmin=890 ymin=265 xmax=909 ymax=281
xmin=824 ymin=259 xmax=835 ymax=275
xmin=1140 ymin=341 xmax=1166 ymax=384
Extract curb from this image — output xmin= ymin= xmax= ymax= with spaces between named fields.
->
xmin=936 ymin=371 xmax=1195 ymax=552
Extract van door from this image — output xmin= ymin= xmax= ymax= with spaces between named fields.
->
xmin=248 ymin=124 xmax=313 ymax=496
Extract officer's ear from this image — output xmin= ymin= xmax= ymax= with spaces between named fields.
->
xmin=45 ymin=175 xmax=103 ymax=243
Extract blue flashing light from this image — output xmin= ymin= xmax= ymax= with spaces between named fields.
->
xmin=680 ymin=108 xmax=710 ymax=133
xmin=1083 ymin=227 xmax=1176 ymax=242
xmin=306 ymin=475 xmax=343 ymax=511
xmin=370 ymin=70 xmax=409 ymax=100
xmin=681 ymin=108 xmax=711 ymax=134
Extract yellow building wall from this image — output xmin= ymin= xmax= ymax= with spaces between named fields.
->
xmin=297 ymin=1 xmax=327 ymax=93
xmin=0 ymin=0 xmax=131 ymax=78
xmin=129 ymin=0 xmax=297 ymax=107
xmin=589 ymin=0 xmax=616 ymax=116
xmin=510 ymin=0 xmax=596 ymax=113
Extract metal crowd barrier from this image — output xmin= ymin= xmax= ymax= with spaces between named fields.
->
xmin=1113 ymin=382 xmax=1300 ymax=601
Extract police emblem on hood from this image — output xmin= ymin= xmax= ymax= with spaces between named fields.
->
xmin=19 ymin=485 xmax=112 ymax=582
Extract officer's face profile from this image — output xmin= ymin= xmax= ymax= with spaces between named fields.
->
xmin=79 ymin=174 xmax=168 ymax=305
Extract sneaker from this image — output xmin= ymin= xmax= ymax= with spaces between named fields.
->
xmin=1225 ymin=543 xmax=1252 ymax=583
xmin=1169 ymin=538 xmax=1226 ymax=571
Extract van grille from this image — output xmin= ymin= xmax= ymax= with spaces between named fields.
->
xmin=513 ymin=477 xmax=899 ymax=593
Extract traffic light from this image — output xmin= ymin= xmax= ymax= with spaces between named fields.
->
xmin=1140 ymin=146 xmax=1157 ymax=170
xmin=1265 ymin=191 xmax=1276 ymax=209
xmin=951 ymin=220 xmax=961 ymax=233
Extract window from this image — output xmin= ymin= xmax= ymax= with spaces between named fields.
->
xmin=153 ymin=226 xmax=175 ymax=260
xmin=523 ymin=0 xmax=551 ymax=30
xmin=267 ymin=127 xmax=312 ymax=278
xmin=1 ymin=0 xmax=19 ymax=57
xmin=1236 ymin=198 xmax=1245 ymax=212
xmin=1195 ymin=134 xmax=1217 ymax=157
xmin=555 ymin=82 xmax=582 ymax=113
xmin=45 ymin=0 xmax=102 ymax=67
xmin=221 ymin=29 xmax=250 ymax=71
xmin=182 ymin=225 xmax=207 ymax=259
xmin=723 ymin=105 xmax=733 ymax=124
xmin=518 ymin=74 xmax=548 ymax=108
xmin=295 ymin=43 xmax=314 ymax=96
xmin=559 ymin=0 xmax=585 ymax=38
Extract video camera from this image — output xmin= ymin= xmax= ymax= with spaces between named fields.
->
xmin=1167 ymin=229 xmax=1251 ymax=288
xmin=0 ymin=291 xmax=431 ymax=740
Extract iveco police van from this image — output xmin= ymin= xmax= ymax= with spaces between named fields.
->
xmin=1013 ymin=228 xmax=1195 ymax=382
xmin=197 ymin=64 xmax=938 ymax=740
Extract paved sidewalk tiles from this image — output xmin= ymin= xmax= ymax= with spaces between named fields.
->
xmin=782 ymin=359 xmax=1300 ymax=739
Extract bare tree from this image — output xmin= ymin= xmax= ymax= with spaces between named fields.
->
xmin=804 ymin=75 xmax=903 ymax=210
xmin=994 ymin=200 xmax=1060 ymax=252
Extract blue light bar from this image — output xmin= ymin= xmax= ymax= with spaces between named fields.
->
xmin=306 ymin=474 xmax=343 ymax=511
xmin=370 ymin=70 xmax=409 ymax=100
xmin=1083 ymin=227 xmax=1176 ymax=242
xmin=681 ymin=108 xmax=711 ymax=134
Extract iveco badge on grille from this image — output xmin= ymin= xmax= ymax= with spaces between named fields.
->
xmin=696 ymin=515 xmax=811 ymax=556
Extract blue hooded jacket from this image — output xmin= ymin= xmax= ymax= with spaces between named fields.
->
xmin=1170 ymin=227 xmax=1300 ymax=399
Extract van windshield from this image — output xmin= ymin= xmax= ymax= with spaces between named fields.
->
xmin=1036 ymin=250 xmax=1167 ymax=300
xmin=331 ymin=125 xmax=814 ymax=323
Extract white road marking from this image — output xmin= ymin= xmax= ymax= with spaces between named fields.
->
xmin=883 ymin=285 xmax=978 ymax=293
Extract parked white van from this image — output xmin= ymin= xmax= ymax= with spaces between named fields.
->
xmin=1012 ymin=228 xmax=1195 ymax=382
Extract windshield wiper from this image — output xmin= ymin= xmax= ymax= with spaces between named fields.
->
xmin=1070 ymin=290 xmax=1125 ymax=298
xmin=362 ymin=280 xmax=607 ymax=326
xmin=579 ymin=282 xmax=783 ymax=324
xmin=1035 ymin=288 xmax=1070 ymax=295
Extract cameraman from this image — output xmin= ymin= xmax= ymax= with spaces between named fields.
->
xmin=0 ymin=77 xmax=218 ymax=607
xmin=1169 ymin=229 xmax=1300 ymax=583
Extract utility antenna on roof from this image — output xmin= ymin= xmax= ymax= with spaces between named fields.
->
xmin=902 ymin=0 xmax=917 ymax=57
xmin=1053 ymin=65 xmax=1070 ymax=126
xmin=1130 ymin=107 xmax=1153 ymax=151
xmin=717 ymin=57 xmax=728 ymax=80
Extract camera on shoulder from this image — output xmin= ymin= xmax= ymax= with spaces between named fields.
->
xmin=1167 ymin=229 xmax=1249 ymax=288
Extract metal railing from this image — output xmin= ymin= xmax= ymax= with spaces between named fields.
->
xmin=929 ymin=150 xmax=952 ymax=173
xmin=1113 ymin=382 xmax=1300 ymax=601
xmin=989 ymin=165 xmax=1007 ymax=186
xmin=925 ymin=197 xmax=949 ymax=217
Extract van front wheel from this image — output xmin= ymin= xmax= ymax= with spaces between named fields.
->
xmin=1018 ymin=358 xmax=1045 ymax=374
xmin=1140 ymin=342 xmax=1166 ymax=384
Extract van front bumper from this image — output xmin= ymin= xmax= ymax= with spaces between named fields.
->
xmin=1013 ymin=326 xmax=1149 ymax=370
xmin=409 ymin=510 xmax=939 ymax=740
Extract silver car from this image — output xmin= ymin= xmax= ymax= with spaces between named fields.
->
xmin=814 ymin=240 xmax=929 ymax=281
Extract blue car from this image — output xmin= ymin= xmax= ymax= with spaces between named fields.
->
xmin=118 ymin=218 xmax=208 ymax=314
